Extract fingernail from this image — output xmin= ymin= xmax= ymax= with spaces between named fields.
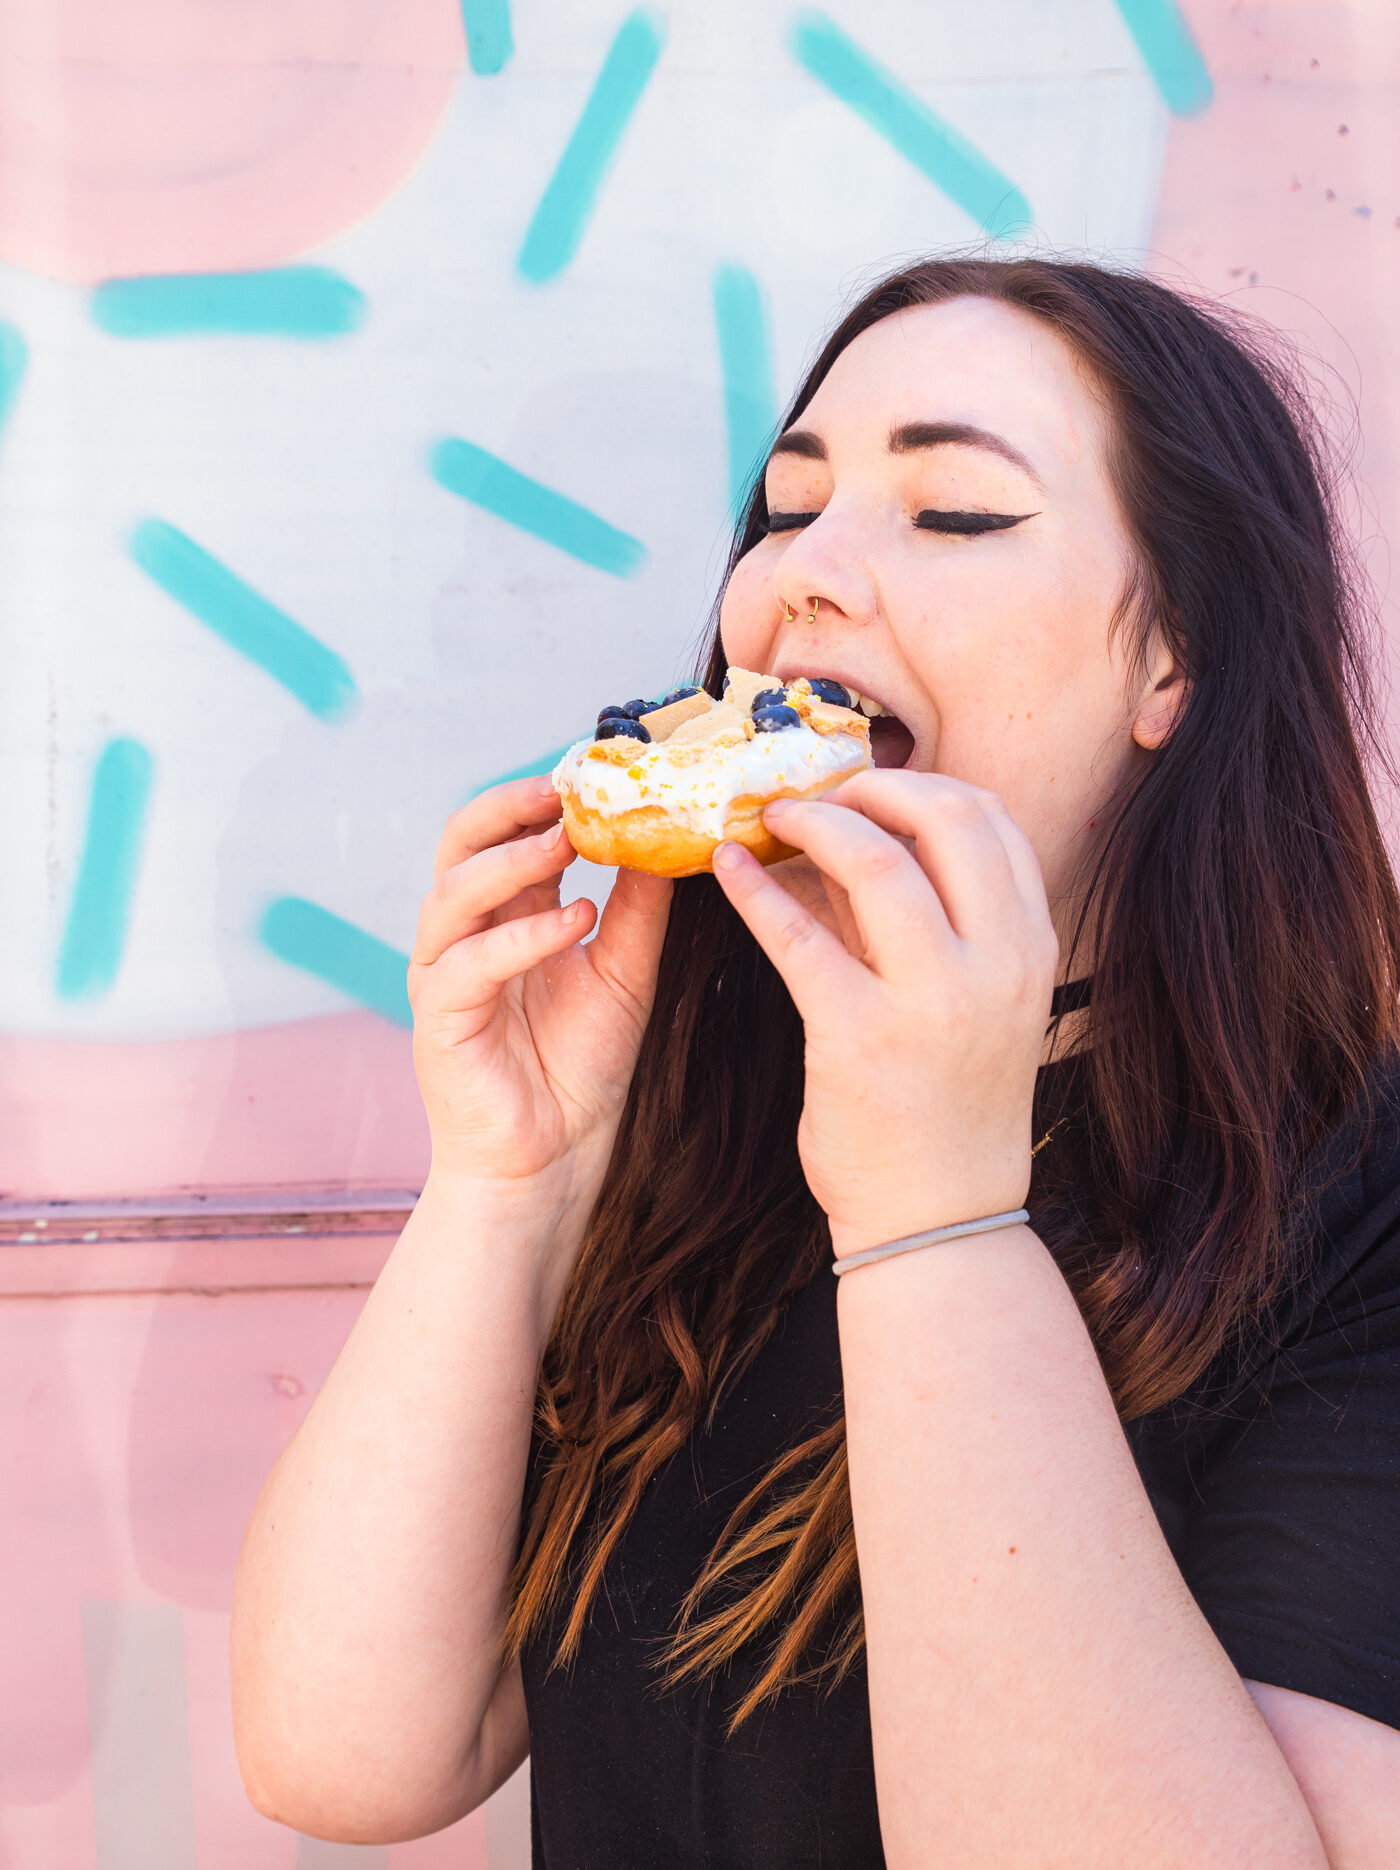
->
xmin=764 ymin=799 xmax=791 ymax=820
xmin=542 ymin=821 xmax=565 ymax=847
xmin=712 ymin=840 xmax=743 ymax=873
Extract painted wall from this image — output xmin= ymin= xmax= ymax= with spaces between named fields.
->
xmin=3 ymin=0 xmax=1398 ymax=1863
xmin=5 ymin=0 xmax=1177 ymax=1201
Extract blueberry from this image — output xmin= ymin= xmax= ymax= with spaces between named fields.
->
xmin=750 ymin=687 xmax=787 ymax=714
xmin=621 ymin=698 xmax=654 ymax=719
xmin=806 ymin=677 xmax=855 ymax=708
xmin=752 ymin=704 xmax=801 ymax=733
xmin=597 ymin=704 xmax=631 ymax=725
xmin=659 ymin=685 xmax=703 ymax=708
xmin=595 ymin=716 xmax=652 ymax=743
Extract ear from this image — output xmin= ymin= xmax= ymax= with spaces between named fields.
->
xmin=1131 ymin=638 xmax=1189 ymax=752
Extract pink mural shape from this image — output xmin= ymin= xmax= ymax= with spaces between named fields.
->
xmin=0 ymin=1014 xmax=429 ymax=1203
xmin=0 ymin=0 xmax=466 ymax=283
xmin=0 ymin=1301 xmax=114 ymax=1811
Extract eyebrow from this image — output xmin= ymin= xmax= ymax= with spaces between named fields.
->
xmin=767 ymin=421 xmax=1044 ymax=487
xmin=889 ymin=420 xmax=1042 ymax=485
xmin=768 ymin=428 xmax=828 ymax=461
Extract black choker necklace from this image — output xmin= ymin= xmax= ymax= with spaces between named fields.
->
xmin=1049 ymin=977 xmax=1092 ymax=1019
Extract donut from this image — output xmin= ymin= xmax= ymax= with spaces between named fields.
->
xmin=551 ymin=668 xmax=873 ymax=876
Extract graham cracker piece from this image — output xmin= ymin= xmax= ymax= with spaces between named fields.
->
xmin=799 ymin=700 xmax=869 ymax=738
xmin=723 ymin=668 xmax=782 ymax=715
xmin=641 ymin=691 xmax=713 ymax=742
xmin=667 ymin=701 xmax=749 ymax=748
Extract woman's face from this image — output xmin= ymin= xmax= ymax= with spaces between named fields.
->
xmin=719 ymin=295 xmax=1180 ymax=938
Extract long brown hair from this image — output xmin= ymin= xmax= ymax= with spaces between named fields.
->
xmin=506 ymin=257 xmax=1400 ymax=1725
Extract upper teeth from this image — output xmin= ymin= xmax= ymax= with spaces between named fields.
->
xmin=784 ymin=674 xmax=889 ymax=717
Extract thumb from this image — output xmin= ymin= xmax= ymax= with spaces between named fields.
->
xmin=587 ymin=868 xmax=673 ymax=1012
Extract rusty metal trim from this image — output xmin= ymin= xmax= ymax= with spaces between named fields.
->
xmin=0 ymin=1189 xmax=420 ymax=1247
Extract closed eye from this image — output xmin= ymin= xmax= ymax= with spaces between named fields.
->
xmin=766 ymin=511 xmax=822 ymax=533
xmin=915 ymin=509 xmax=1038 ymax=534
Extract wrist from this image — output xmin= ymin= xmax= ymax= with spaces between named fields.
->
xmin=827 ymin=1181 xmax=1030 ymax=1263
xmin=423 ymin=1150 xmax=600 ymax=1243
xmin=412 ymin=1165 xmax=601 ymax=1338
xmin=379 ymin=1177 xmax=568 ymax=1354
xmin=420 ymin=1157 xmax=600 ymax=1237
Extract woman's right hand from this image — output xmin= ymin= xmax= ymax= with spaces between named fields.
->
xmin=409 ymin=774 xmax=672 ymax=1226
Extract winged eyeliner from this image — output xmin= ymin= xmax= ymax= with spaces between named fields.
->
xmin=766 ymin=510 xmax=1038 ymax=535
xmin=914 ymin=509 xmax=1038 ymax=534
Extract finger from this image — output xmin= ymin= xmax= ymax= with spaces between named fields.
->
xmin=819 ymin=870 xmax=868 ymax=962
xmin=433 ymin=776 xmax=561 ymax=883
xmin=414 ymin=821 xmax=575 ymax=965
xmin=759 ymin=798 xmax=950 ymax=978
xmin=410 ymin=898 xmax=596 ymax=1022
xmin=710 ymin=839 xmax=864 ymax=1021
xmin=805 ymin=771 xmax=1024 ymax=944
xmin=976 ymin=794 xmax=1056 ymax=935
xmin=588 ymin=869 xmax=674 ymax=1020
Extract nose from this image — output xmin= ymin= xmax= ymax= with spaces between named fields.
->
xmin=772 ymin=505 xmax=879 ymax=631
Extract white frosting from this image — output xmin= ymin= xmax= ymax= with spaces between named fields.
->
xmin=552 ymin=723 xmax=868 ymax=838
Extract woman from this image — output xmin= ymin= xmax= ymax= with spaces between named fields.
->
xmin=232 ymin=259 xmax=1400 ymax=1866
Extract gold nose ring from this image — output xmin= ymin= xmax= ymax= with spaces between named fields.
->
xmin=808 ymin=598 xmax=819 ymax=624
xmin=780 ymin=599 xmax=796 ymax=622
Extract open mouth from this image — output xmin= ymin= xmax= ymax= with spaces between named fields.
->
xmin=868 ymin=714 xmax=916 ymax=769
xmin=777 ymin=671 xmax=918 ymax=769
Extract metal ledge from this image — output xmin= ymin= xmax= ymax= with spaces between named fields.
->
xmin=0 ymin=1189 xmax=420 ymax=1246
xmin=0 ymin=1191 xmax=420 ymax=1296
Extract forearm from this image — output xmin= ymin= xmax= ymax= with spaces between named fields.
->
xmin=231 ymin=1170 xmax=583 ymax=1838
xmin=838 ymin=1224 xmax=1329 ymax=1870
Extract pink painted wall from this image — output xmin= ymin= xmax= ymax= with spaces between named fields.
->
xmin=0 ymin=1015 xmax=427 ymax=1203
xmin=1151 ymin=1 xmax=1400 ymax=707
xmin=0 ymin=0 xmax=465 ymax=281
xmin=0 ymin=1271 xmax=500 ymax=1868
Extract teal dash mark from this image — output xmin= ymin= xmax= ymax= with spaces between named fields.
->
xmin=517 ymin=8 xmax=666 ymax=283
xmin=260 ymin=897 xmax=412 ymax=1029
xmin=461 ymin=0 xmax=512 ymax=74
xmin=430 ymin=438 xmax=646 ymax=578
xmin=131 ymin=520 xmax=358 ymax=721
xmin=0 ymin=319 xmax=28 ymax=442
xmin=713 ymin=264 xmax=777 ymax=525
xmin=790 ymin=11 xmax=1032 ymax=241
xmin=56 ymin=738 xmax=154 ymax=1000
xmin=1112 ymin=0 xmax=1213 ymax=116
xmin=470 ymin=741 xmax=575 ymax=799
xmin=91 ymin=267 xmax=366 ymax=339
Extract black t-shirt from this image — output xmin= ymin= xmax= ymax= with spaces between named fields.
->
xmin=520 ymin=1061 xmax=1400 ymax=1868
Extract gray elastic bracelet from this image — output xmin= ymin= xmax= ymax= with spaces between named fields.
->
xmin=831 ymin=1209 xmax=1030 ymax=1276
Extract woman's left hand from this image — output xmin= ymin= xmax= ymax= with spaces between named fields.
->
xmin=711 ymin=771 xmax=1058 ymax=1258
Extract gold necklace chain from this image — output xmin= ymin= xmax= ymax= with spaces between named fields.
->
xmin=1031 ymin=1116 xmax=1069 ymax=1160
